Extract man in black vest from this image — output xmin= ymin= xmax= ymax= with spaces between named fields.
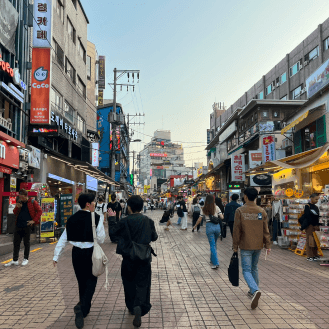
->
xmin=53 ymin=193 xmax=105 ymax=329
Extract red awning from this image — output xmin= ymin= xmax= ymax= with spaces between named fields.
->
xmin=0 ymin=131 xmax=25 ymax=148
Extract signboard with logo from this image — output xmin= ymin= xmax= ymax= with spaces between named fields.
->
xmin=33 ymin=0 xmax=52 ymax=48
xmin=306 ymin=58 xmax=329 ymax=99
xmin=0 ymin=0 xmax=19 ymax=55
xmin=40 ymin=197 xmax=55 ymax=238
xmin=250 ymin=174 xmax=272 ymax=187
xmin=60 ymin=194 xmax=73 ymax=226
xmin=231 ymin=154 xmax=245 ymax=182
xmin=262 ymin=135 xmax=276 ymax=163
xmin=91 ymin=143 xmax=99 ymax=167
xmin=30 ymin=48 xmax=51 ymax=124
xmin=150 ymin=153 xmax=167 ymax=157
xmin=249 ymin=150 xmax=262 ymax=169
xmin=98 ymin=56 xmax=106 ymax=89
xmin=28 ymin=146 xmax=41 ymax=169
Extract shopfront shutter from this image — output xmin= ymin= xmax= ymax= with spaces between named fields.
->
xmin=293 ymin=130 xmax=302 ymax=154
xmin=316 ymin=115 xmax=326 ymax=148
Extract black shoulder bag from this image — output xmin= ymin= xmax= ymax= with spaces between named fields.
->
xmin=124 ymin=220 xmax=156 ymax=262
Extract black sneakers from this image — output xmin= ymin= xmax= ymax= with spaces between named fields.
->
xmin=251 ymin=291 xmax=261 ymax=310
xmin=133 ymin=306 xmax=142 ymax=328
xmin=74 ymin=304 xmax=84 ymax=328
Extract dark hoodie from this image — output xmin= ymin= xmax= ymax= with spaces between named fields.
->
xmin=66 ymin=210 xmax=100 ymax=242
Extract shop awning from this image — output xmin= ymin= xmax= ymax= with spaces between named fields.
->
xmin=281 ymin=110 xmax=309 ymax=134
xmin=47 ymin=149 xmax=119 ymax=186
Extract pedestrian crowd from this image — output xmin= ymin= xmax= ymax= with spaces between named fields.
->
xmin=3 ymin=187 xmax=323 ymax=328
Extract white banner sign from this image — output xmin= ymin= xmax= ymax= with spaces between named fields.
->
xmin=91 ymin=143 xmax=99 ymax=167
xmin=231 ymin=154 xmax=245 ymax=182
xmin=262 ymin=136 xmax=276 ymax=163
xmin=249 ymin=150 xmax=262 ymax=169
xmin=33 ymin=0 xmax=52 ymax=48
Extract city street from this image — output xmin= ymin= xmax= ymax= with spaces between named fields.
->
xmin=0 ymin=210 xmax=329 ymax=329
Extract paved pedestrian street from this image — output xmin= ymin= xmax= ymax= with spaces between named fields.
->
xmin=1 ymin=210 xmax=329 ymax=329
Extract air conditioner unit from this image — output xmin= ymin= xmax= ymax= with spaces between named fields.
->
xmin=276 ymin=83 xmax=280 ymax=87
xmin=300 ymin=64 xmax=303 ymax=70
xmin=304 ymin=60 xmax=309 ymax=66
xmin=272 ymin=86 xmax=275 ymax=90
xmin=301 ymin=87 xmax=306 ymax=94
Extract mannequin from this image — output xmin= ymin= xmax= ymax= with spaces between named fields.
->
xmin=272 ymin=197 xmax=282 ymax=245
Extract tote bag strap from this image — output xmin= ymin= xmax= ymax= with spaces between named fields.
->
xmin=91 ymin=212 xmax=98 ymax=243
xmin=124 ymin=220 xmax=132 ymax=242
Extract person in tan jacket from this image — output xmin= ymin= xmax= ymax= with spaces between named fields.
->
xmin=233 ymin=187 xmax=271 ymax=310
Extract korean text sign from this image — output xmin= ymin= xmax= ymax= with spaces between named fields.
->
xmin=249 ymin=150 xmax=262 ymax=169
xmin=92 ymin=143 xmax=99 ymax=167
xmin=262 ymin=136 xmax=276 ymax=163
xmin=231 ymin=154 xmax=245 ymax=182
xmin=30 ymin=48 xmax=51 ymax=124
xmin=33 ymin=0 xmax=52 ymax=48
xmin=98 ymin=56 xmax=106 ymax=89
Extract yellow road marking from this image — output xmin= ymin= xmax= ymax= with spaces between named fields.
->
xmin=1 ymin=259 xmax=13 ymax=264
xmin=30 ymin=248 xmax=42 ymax=253
xmin=49 ymin=242 xmax=57 ymax=245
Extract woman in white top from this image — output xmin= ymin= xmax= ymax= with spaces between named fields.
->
xmin=193 ymin=195 xmax=223 ymax=269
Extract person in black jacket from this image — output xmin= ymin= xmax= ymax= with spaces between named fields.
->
xmin=110 ymin=195 xmax=158 ymax=328
xmin=224 ymin=194 xmax=241 ymax=236
xmin=303 ymin=193 xmax=320 ymax=261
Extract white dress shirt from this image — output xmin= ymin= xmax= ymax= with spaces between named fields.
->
xmin=53 ymin=211 xmax=106 ymax=262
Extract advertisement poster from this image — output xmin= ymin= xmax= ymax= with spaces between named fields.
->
xmin=60 ymin=194 xmax=73 ymax=226
xmin=306 ymin=58 xmax=329 ymax=99
xmin=8 ymin=197 xmax=16 ymax=214
xmin=28 ymin=146 xmax=41 ymax=169
xmin=249 ymin=150 xmax=263 ymax=169
xmin=30 ymin=48 xmax=51 ymax=124
xmin=231 ymin=154 xmax=245 ymax=182
xmin=262 ymin=135 xmax=276 ymax=163
xmin=40 ymin=198 xmax=55 ymax=238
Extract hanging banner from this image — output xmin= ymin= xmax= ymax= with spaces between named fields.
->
xmin=30 ymin=48 xmax=51 ymax=124
xmin=91 ymin=142 xmax=99 ymax=167
xmin=33 ymin=0 xmax=52 ymax=48
xmin=0 ymin=0 xmax=19 ymax=55
xmin=98 ymin=89 xmax=103 ymax=106
xmin=98 ymin=56 xmax=105 ymax=89
xmin=249 ymin=150 xmax=262 ymax=169
xmin=40 ymin=197 xmax=55 ymax=238
xmin=231 ymin=153 xmax=245 ymax=182
xmin=262 ymin=135 xmax=276 ymax=163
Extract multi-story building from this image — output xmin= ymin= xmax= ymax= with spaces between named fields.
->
xmin=138 ymin=130 xmax=191 ymax=193
xmin=205 ymin=17 xmax=329 ymax=200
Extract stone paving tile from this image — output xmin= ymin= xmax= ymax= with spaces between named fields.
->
xmin=0 ymin=210 xmax=329 ymax=328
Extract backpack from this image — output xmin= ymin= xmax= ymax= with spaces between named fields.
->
xmin=193 ymin=204 xmax=201 ymax=214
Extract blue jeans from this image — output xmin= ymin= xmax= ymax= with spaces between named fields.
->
xmin=177 ymin=217 xmax=182 ymax=225
xmin=206 ymin=222 xmax=221 ymax=266
xmin=240 ymin=250 xmax=261 ymax=294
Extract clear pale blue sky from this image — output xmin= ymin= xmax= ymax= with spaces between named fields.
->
xmin=81 ymin=0 xmax=329 ymax=167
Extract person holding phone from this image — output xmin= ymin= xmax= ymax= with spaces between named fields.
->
xmin=5 ymin=189 xmax=42 ymax=267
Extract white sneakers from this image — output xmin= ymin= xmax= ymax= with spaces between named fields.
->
xmin=4 ymin=260 xmax=19 ymax=267
xmin=4 ymin=259 xmax=29 ymax=266
xmin=21 ymin=259 xmax=29 ymax=266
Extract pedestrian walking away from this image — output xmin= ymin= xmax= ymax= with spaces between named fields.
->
xmin=193 ymin=195 xmax=223 ymax=269
xmin=224 ymin=194 xmax=241 ymax=236
xmin=232 ymin=187 xmax=271 ymax=310
xmin=110 ymin=195 xmax=158 ymax=328
xmin=191 ymin=197 xmax=201 ymax=232
xmin=179 ymin=197 xmax=188 ymax=230
xmin=300 ymin=193 xmax=321 ymax=261
xmin=53 ymin=193 xmax=105 ymax=329
xmin=143 ymin=199 xmax=147 ymax=213
xmin=107 ymin=193 xmax=122 ymax=243
xmin=95 ymin=196 xmax=107 ymax=223
xmin=176 ymin=197 xmax=183 ymax=225
xmin=5 ymin=189 xmax=42 ymax=267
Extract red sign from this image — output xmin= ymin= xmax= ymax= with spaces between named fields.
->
xmin=150 ymin=153 xmax=167 ymax=157
xmin=30 ymin=48 xmax=51 ymax=124
xmin=0 ymin=59 xmax=14 ymax=77
xmin=0 ymin=165 xmax=12 ymax=174
xmin=157 ymin=166 xmax=163 ymax=169
xmin=0 ymin=142 xmax=19 ymax=169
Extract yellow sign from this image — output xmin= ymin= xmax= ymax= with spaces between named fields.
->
xmin=285 ymin=188 xmax=294 ymax=197
xmin=294 ymin=189 xmax=304 ymax=198
xmin=197 ymin=166 xmax=203 ymax=177
xmin=281 ymin=111 xmax=309 ymax=135
xmin=41 ymin=197 xmax=55 ymax=238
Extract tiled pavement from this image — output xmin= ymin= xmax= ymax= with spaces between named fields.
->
xmin=1 ymin=210 xmax=329 ymax=329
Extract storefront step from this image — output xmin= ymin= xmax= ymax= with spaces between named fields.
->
xmin=0 ymin=234 xmax=38 ymax=257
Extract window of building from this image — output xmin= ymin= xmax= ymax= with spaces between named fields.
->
xmin=289 ymin=61 xmax=301 ymax=77
xmin=258 ymin=91 xmax=264 ymax=100
xmin=265 ymin=83 xmax=272 ymax=96
xmin=54 ymin=0 xmax=64 ymax=23
xmin=67 ymin=17 xmax=76 ymax=44
xmin=78 ymin=40 xmax=86 ymax=62
xmin=292 ymin=85 xmax=302 ymax=99
xmin=65 ymin=57 xmax=76 ymax=84
xmin=53 ymin=38 xmax=64 ymax=69
xmin=86 ymin=56 xmax=91 ymax=80
xmin=280 ymin=72 xmax=287 ymax=84
xmin=324 ymin=37 xmax=329 ymax=51
xmin=304 ymin=46 xmax=319 ymax=63
xmin=261 ymin=111 xmax=269 ymax=118
xmin=51 ymin=88 xmax=63 ymax=111
xmin=77 ymin=114 xmax=85 ymax=134
xmin=77 ymin=76 xmax=86 ymax=98
xmin=64 ymin=102 xmax=74 ymax=123
xmin=280 ymin=95 xmax=287 ymax=100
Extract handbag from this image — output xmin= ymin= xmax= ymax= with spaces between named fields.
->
xmin=124 ymin=220 xmax=153 ymax=262
xmin=91 ymin=212 xmax=109 ymax=289
xmin=228 ymin=252 xmax=239 ymax=287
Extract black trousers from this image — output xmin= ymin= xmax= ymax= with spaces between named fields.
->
xmin=192 ymin=212 xmax=201 ymax=231
xmin=121 ymin=257 xmax=152 ymax=317
xmin=13 ymin=226 xmax=31 ymax=261
xmin=72 ymin=246 xmax=97 ymax=317
xmin=108 ymin=216 xmax=118 ymax=242
xmin=228 ymin=222 xmax=234 ymax=237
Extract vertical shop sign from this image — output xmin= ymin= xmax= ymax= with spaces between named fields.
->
xmin=231 ymin=154 xmax=245 ymax=182
xmin=33 ymin=0 xmax=52 ymax=48
xmin=60 ymin=194 xmax=73 ymax=226
xmin=249 ymin=150 xmax=263 ymax=169
xmin=30 ymin=48 xmax=51 ymax=124
xmin=40 ymin=198 xmax=55 ymax=238
xmin=98 ymin=56 xmax=105 ymax=89
xmin=262 ymin=135 xmax=276 ymax=163
xmin=91 ymin=143 xmax=99 ymax=167
xmin=98 ymin=89 xmax=103 ymax=106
